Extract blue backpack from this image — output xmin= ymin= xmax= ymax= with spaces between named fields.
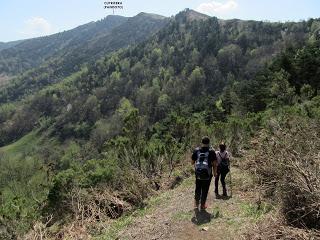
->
xmin=195 ymin=150 xmax=212 ymax=180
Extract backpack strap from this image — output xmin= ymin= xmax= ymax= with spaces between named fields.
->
xmin=218 ymin=151 xmax=228 ymax=160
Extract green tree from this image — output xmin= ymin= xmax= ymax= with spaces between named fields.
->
xmin=270 ymin=69 xmax=297 ymax=106
xmin=217 ymin=44 xmax=243 ymax=74
xmin=188 ymin=66 xmax=206 ymax=95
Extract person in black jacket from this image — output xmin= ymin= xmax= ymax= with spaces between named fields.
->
xmin=191 ymin=136 xmax=217 ymax=210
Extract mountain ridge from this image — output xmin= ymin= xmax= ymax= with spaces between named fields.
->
xmin=0 ymin=15 xmax=128 ymax=75
xmin=0 ymin=12 xmax=169 ymax=76
xmin=0 ymin=12 xmax=169 ymax=92
xmin=183 ymin=8 xmax=210 ymax=21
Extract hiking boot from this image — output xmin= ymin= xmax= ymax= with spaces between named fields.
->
xmin=223 ymin=188 xmax=227 ymax=197
xmin=194 ymin=200 xmax=199 ymax=208
xmin=214 ymin=190 xmax=220 ymax=199
xmin=200 ymin=203 xmax=208 ymax=210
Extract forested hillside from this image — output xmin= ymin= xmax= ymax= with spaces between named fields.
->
xmin=0 ymin=40 xmax=23 ymax=51
xmin=0 ymin=15 xmax=127 ymax=76
xmin=0 ymin=13 xmax=167 ymax=89
xmin=0 ymin=9 xmax=319 ymax=239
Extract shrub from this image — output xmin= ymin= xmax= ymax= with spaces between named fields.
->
xmin=250 ymin=115 xmax=320 ymax=229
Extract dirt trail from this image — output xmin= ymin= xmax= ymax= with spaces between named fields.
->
xmin=113 ymin=167 xmax=261 ymax=240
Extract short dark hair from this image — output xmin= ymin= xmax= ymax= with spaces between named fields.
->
xmin=202 ymin=136 xmax=210 ymax=145
xmin=219 ymin=142 xmax=226 ymax=151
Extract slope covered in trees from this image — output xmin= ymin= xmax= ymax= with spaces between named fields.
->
xmin=1 ymin=9 xmax=319 ymax=146
xmin=0 ymin=13 xmax=168 ymax=91
xmin=0 ymin=15 xmax=127 ymax=75
xmin=0 ymin=9 xmax=320 ymax=238
xmin=0 ymin=40 xmax=24 ymax=51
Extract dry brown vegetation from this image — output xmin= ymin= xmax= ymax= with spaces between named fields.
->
xmin=242 ymin=213 xmax=320 ymax=240
xmin=24 ymin=163 xmax=193 ymax=240
xmin=244 ymin=115 xmax=320 ymax=238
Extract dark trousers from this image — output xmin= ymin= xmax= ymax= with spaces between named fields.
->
xmin=195 ymin=177 xmax=212 ymax=205
xmin=214 ymin=168 xmax=227 ymax=193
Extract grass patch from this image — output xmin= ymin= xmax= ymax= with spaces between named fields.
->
xmin=0 ymin=131 xmax=40 ymax=157
xmin=240 ymin=202 xmax=273 ymax=220
xmin=97 ymin=190 xmax=174 ymax=239
xmin=226 ymin=217 xmax=243 ymax=228
xmin=228 ymin=166 xmax=256 ymax=192
xmin=96 ymin=214 xmax=134 ymax=240
xmin=172 ymin=210 xmax=193 ymax=221
xmin=180 ymin=176 xmax=194 ymax=188
xmin=148 ymin=190 xmax=172 ymax=207
xmin=211 ymin=206 xmax=223 ymax=218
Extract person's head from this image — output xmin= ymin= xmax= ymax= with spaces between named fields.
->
xmin=219 ymin=142 xmax=226 ymax=152
xmin=201 ymin=136 xmax=210 ymax=147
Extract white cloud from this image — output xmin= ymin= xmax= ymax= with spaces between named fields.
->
xmin=20 ymin=17 xmax=54 ymax=38
xmin=196 ymin=0 xmax=238 ymax=15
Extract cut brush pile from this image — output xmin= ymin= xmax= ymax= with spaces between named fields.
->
xmin=244 ymin=115 xmax=320 ymax=238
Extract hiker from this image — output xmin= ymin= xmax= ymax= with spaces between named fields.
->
xmin=214 ymin=142 xmax=230 ymax=198
xmin=192 ymin=136 xmax=217 ymax=210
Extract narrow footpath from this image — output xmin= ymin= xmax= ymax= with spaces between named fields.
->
xmin=100 ymin=167 xmax=270 ymax=240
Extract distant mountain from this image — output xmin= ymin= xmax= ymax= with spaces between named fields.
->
xmin=0 ymin=40 xmax=24 ymax=51
xmin=49 ymin=12 xmax=169 ymax=77
xmin=0 ymin=15 xmax=128 ymax=75
xmin=0 ymin=42 xmax=8 ymax=51
xmin=0 ymin=12 xmax=168 ymax=99
xmin=0 ymin=13 xmax=169 ymax=78
xmin=177 ymin=8 xmax=210 ymax=21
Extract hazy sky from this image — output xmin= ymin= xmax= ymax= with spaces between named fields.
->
xmin=1 ymin=0 xmax=320 ymax=42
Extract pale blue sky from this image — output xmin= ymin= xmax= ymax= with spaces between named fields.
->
xmin=1 ymin=0 xmax=319 ymax=42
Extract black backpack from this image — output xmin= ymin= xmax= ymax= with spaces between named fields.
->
xmin=218 ymin=152 xmax=229 ymax=174
xmin=195 ymin=149 xmax=212 ymax=180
